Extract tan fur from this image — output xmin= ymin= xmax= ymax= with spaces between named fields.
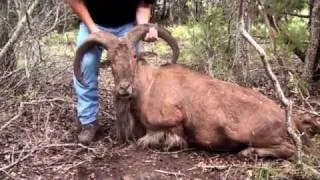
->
xmin=124 ymin=63 xmax=319 ymax=158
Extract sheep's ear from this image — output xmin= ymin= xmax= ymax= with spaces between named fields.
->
xmin=126 ymin=24 xmax=180 ymax=64
xmin=74 ymin=31 xmax=119 ymax=87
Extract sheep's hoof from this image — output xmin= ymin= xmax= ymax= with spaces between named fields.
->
xmin=238 ymin=147 xmax=257 ymax=159
xmin=137 ymin=131 xmax=166 ymax=149
xmin=163 ymin=133 xmax=187 ymax=151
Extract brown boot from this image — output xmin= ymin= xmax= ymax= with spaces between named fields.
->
xmin=78 ymin=122 xmax=99 ymax=144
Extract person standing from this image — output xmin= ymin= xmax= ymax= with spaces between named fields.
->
xmin=66 ymin=0 xmax=158 ymax=144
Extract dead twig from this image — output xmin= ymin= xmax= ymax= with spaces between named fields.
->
xmin=41 ymin=143 xmax=97 ymax=154
xmin=0 ymin=147 xmax=36 ymax=172
xmin=0 ymin=143 xmax=96 ymax=172
xmin=188 ymin=162 xmax=239 ymax=171
xmin=151 ymin=148 xmax=196 ymax=154
xmin=0 ymin=0 xmax=40 ymax=60
xmin=224 ymin=166 xmax=232 ymax=180
xmin=154 ymin=169 xmax=186 ymax=177
xmin=0 ymin=98 xmax=70 ymax=132
xmin=0 ymin=102 xmax=24 ymax=132
xmin=197 ymin=165 xmax=230 ymax=171
xmin=61 ymin=161 xmax=87 ymax=173
xmin=294 ymin=105 xmax=320 ymax=117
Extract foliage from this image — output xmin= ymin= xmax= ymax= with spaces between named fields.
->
xmin=268 ymin=0 xmax=308 ymax=14
xmin=187 ymin=7 xmax=229 ymax=60
xmin=178 ymin=6 xmax=231 ymax=78
xmin=289 ymin=72 xmax=310 ymax=96
xmin=42 ymin=30 xmax=77 ymax=57
xmin=253 ymin=167 xmax=278 ymax=180
xmin=277 ymin=17 xmax=309 ymax=53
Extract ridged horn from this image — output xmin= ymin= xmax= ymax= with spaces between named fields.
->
xmin=73 ymin=31 xmax=119 ymax=87
xmin=126 ymin=23 xmax=179 ymax=63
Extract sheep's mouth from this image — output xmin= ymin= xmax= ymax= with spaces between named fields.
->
xmin=116 ymin=84 xmax=134 ymax=99
xmin=116 ymin=92 xmax=133 ymax=99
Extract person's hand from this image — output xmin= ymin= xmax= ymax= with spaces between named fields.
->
xmin=89 ymin=25 xmax=100 ymax=34
xmin=144 ymin=27 xmax=158 ymax=42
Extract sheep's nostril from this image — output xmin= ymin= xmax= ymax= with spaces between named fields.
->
xmin=127 ymin=86 xmax=133 ymax=94
xmin=119 ymin=81 xmax=130 ymax=90
xmin=117 ymin=81 xmax=133 ymax=97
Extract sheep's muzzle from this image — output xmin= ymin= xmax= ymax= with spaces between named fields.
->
xmin=115 ymin=80 xmax=133 ymax=98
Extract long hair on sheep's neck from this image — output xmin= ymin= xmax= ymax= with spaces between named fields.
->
xmin=114 ymin=96 xmax=145 ymax=144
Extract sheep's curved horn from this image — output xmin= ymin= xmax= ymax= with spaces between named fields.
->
xmin=126 ymin=24 xmax=180 ymax=63
xmin=73 ymin=31 xmax=119 ymax=87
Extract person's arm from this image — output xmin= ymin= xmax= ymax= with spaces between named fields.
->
xmin=136 ymin=1 xmax=158 ymax=42
xmin=136 ymin=1 xmax=152 ymax=25
xmin=66 ymin=0 xmax=100 ymax=33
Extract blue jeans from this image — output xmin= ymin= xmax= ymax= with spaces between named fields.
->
xmin=73 ymin=22 xmax=135 ymax=125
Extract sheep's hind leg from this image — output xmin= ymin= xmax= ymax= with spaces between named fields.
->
xmin=163 ymin=126 xmax=188 ymax=151
xmin=239 ymin=141 xmax=294 ymax=159
xmin=137 ymin=127 xmax=188 ymax=151
xmin=137 ymin=130 xmax=166 ymax=149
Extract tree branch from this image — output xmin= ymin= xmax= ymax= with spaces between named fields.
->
xmin=0 ymin=0 xmax=40 ymax=60
xmin=0 ymin=98 xmax=70 ymax=132
xmin=239 ymin=0 xmax=302 ymax=165
xmin=281 ymin=12 xmax=310 ymax=18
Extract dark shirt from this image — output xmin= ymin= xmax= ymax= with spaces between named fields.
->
xmin=83 ymin=0 xmax=155 ymax=27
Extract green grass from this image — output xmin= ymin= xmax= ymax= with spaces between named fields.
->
xmin=253 ymin=166 xmax=279 ymax=180
xmin=42 ymin=30 xmax=77 ymax=57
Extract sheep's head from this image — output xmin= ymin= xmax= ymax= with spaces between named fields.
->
xmin=109 ymin=42 xmax=137 ymax=97
xmin=73 ymin=24 xmax=179 ymax=98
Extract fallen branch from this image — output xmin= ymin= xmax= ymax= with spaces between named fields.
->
xmin=196 ymin=165 xmax=229 ymax=171
xmin=188 ymin=162 xmax=256 ymax=171
xmin=294 ymin=105 xmax=320 ymax=117
xmin=302 ymin=164 xmax=320 ymax=179
xmin=154 ymin=169 xmax=185 ymax=176
xmin=151 ymin=148 xmax=196 ymax=154
xmin=0 ymin=102 xmax=24 ymax=132
xmin=0 ymin=143 xmax=96 ymax=172
xmin=0 ymin=147 xmax=35 ymax=172
xmin=0 ymin=98 xmax=70 ymax=132
xmin=281 ymin=12 xmax=310 ymax=18
xmin=41 ymin=143 xmax=97 ymax=154
xmin=238 ymin=0 xmax=302 ymax=165
xmin=61 ymin=161 xmax=87 ymax=173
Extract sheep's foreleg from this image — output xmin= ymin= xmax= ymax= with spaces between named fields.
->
xmin=137 ymin=130 xmax=166 ymax=149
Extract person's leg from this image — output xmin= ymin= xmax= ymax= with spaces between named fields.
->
xmin=73 ymin=22 xmax=137 ymax=144
xmin=73 ymin=22 xmax=102 ymax=143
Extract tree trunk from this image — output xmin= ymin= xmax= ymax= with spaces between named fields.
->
xmin=160 ymin=0 xmax=167 ymax=20
xmin=0 ymin=0 xmax=16 ymax=75
xmin=304 ymin=0 xmax=320 ymax=81
xmin=193 ymin=0 xmax=202 ymax=21
xmin=233 ymin=0 xmax=250 ymax=86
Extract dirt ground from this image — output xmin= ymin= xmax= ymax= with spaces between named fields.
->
xmin=1 ymin=58 xmax=319 ymax=180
